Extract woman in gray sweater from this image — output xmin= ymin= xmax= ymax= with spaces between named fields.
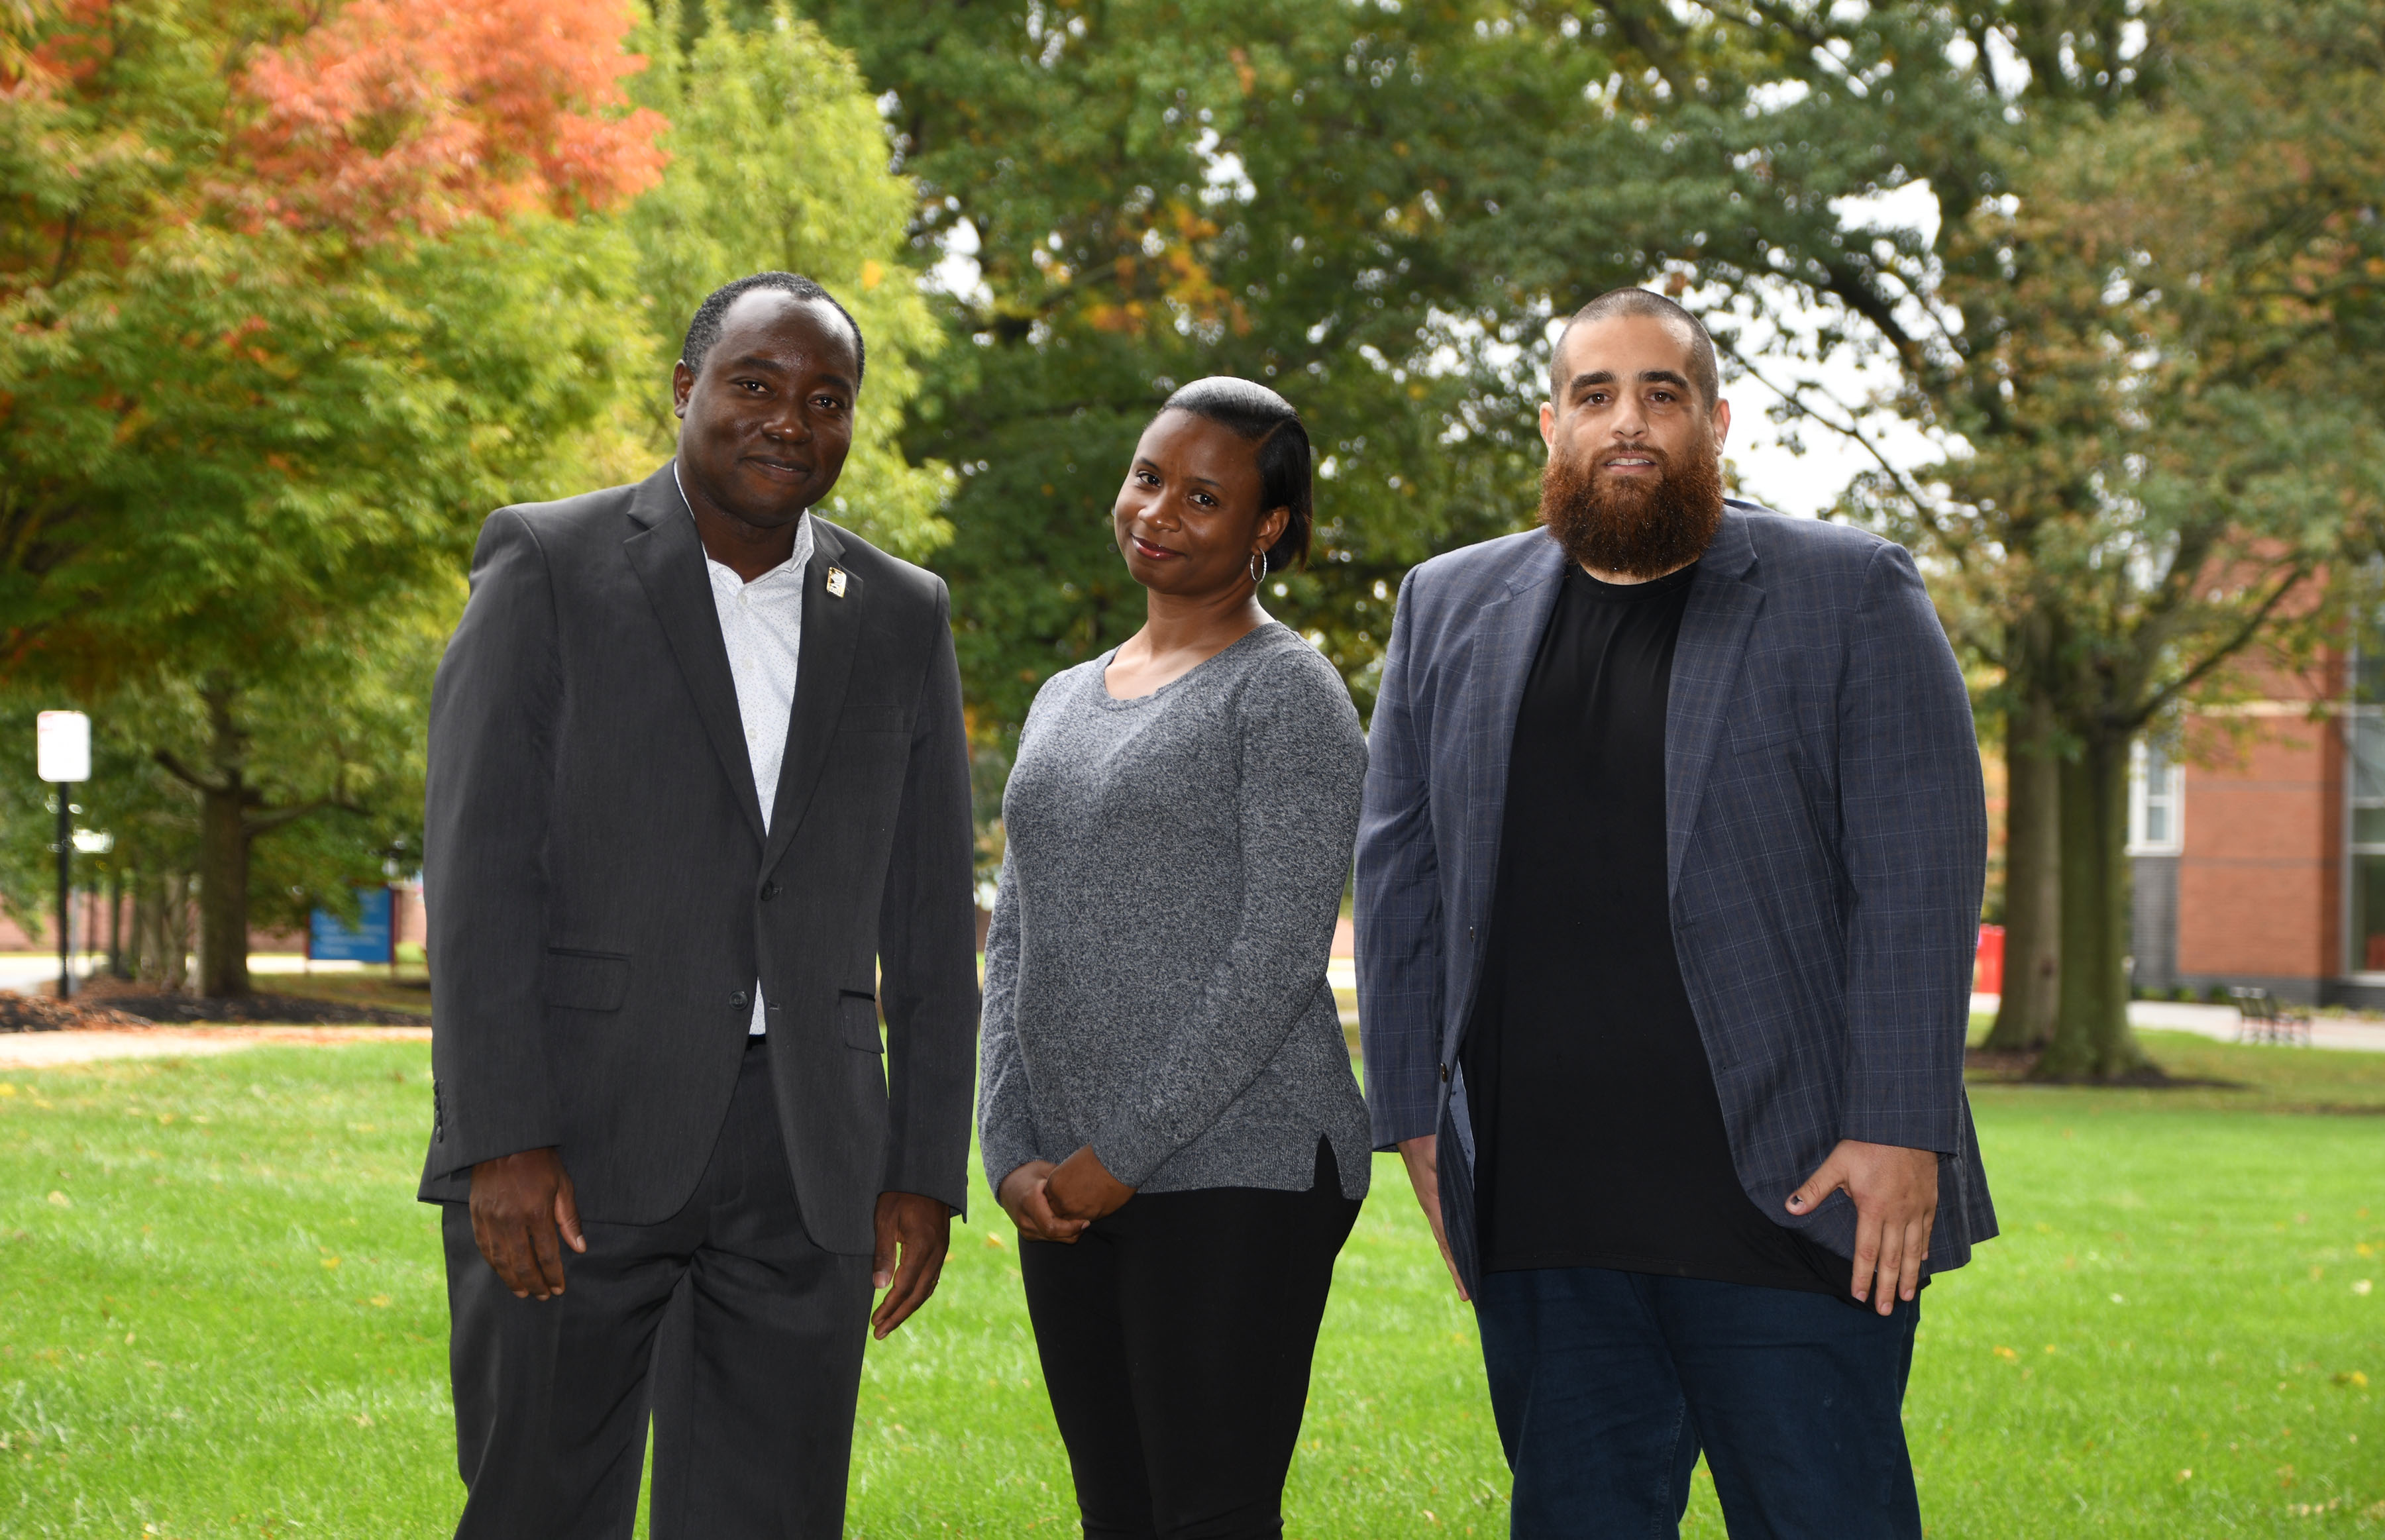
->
xmin=978 ymin=378 xmax=1370 ymax=1539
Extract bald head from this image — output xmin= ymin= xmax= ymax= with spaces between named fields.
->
xmin=1549 ymin=289 xmax=1719 ymax=409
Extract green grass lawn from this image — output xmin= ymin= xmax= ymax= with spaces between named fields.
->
xmin=0 ymin=1032 xmax=2377 ymax=1537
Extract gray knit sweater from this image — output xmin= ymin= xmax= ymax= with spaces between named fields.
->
xmin=977 ymin=622 xmax=1371 ymax=1200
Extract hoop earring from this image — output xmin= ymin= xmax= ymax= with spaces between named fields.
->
xmin=1249 ymin=550 xmax=1269 ymax=584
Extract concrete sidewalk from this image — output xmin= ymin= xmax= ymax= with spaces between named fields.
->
xmin=1973 ymin=994 xmax=2385 ymax=1053
xmin=0 ymin=1025 xmax=430 ymax=1069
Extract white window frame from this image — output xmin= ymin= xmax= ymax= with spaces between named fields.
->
xmin=2127 ymin=739 xmax=2184 ymax=856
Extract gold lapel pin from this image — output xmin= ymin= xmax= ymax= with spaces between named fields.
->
xmin=825 ymin=567 xmax=847 ymax=599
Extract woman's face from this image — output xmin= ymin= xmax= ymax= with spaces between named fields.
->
xmin=1112 ymin=409 xmax=1288 ymax=599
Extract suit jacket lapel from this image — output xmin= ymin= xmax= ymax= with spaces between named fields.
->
xmin=621 ymin=464 xmax=767 ymax=845
xmin=1445 ymin=533 xmax=1565 ymax=1064
xmin=761 ymin=518 xmax=863 ymax=876
xmin=1467 ymin=535 xmax=1567 ymax=892
xmin=1666 ymin=508 xmax=1764 ymax=895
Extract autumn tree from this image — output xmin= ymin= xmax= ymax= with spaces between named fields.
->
xmin=0 ymin=0 xmax=667 ymax=994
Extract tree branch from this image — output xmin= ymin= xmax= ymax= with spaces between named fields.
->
xmin=2136 ymin=564 xmax=2313 ymax=727
xmin=242 ymin=797 xmax=357 ymax=837
xmin=1716 ymin=338 xmax=1967 ymax=566
xmin=154 ymin=749 xmax=231 ymax=796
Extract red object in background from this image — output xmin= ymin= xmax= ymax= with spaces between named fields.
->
xmin=1974 ymin=925 xmax=2005 ymax=996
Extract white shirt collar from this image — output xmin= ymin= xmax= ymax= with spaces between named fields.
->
xmin=672 ymin=461 xmax=812 ymax=588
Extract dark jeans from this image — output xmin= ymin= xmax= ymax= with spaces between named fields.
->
xmin=1020 ymin=1140 xmax=1363 ymax=1540
xmin=1474 ymin=1266 xmax=1922 ymax=1540
xmin=441 ymin=1038 xmax=874 ymax=1540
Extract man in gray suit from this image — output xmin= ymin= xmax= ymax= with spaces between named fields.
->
xmin=418 ymin=271 xmax=979 ymax=1538
xmin=1355 ymin=289 xmax=1993 ymax=1537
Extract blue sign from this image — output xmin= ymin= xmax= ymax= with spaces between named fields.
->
xmin=310 ymin=887 xmax=393 ymax=963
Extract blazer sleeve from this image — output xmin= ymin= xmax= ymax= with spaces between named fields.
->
xmin=1354 ymin=566 xmax=1446 ymax=1149
xmin=424 ymin=508 xmax=564 ymax=1177
xmin=874 ymin=578 xmax=980 ymax=1217
xmin=1835 ymin=541 xmax=1988 ymax=1155
xmin=1086 ymin=651 xmax=1367 ymax=1189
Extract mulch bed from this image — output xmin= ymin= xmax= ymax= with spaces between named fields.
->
xmin=0 ymin=988 xmax=423 ymax=1031
xmin=0 ymin=993 xmax=159 ymax=1032
xmin=85 ymin=992 xmax=427 ymax=1027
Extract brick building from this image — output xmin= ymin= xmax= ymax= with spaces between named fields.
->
xmin=2128 ymin=650 xmax=2378 ymax=1005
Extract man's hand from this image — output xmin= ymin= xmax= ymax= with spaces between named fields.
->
xmin=1044 ymin=1145 xmax=1136 ymax=1225
xmin=997 ymin=1160 xmax=1090 ymax=1245
xmin=871 ymin=1192 xmax=952 ymax=1341
xmin=469 ymin=1147 xmax=586 ymax=1301
xmin=1397 ymin=1135 xmax=1469 ymax=1303
xmin=1786 ymin=1139 xmax=1940 ymax=1314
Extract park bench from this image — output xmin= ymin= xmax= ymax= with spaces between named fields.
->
xmin=2230 ymin=986 xmax=2311 ymax=1047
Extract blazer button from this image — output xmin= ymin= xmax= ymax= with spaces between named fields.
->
xmin=730 ymin=990 xmax=749 ymax=1009
xmin=760 ymin=881 xmax=781 ymax=901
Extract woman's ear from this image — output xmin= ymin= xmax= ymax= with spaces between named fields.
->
xmin=1253 ymin=505 xmax=1291 ymax=556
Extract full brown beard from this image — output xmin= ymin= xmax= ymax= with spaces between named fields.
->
xmin=1538 ymin=436 xmax=1726 ymax=578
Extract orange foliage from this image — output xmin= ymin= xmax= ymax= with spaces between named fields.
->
xmin=233 ymin=0 xmax=667 ymax=236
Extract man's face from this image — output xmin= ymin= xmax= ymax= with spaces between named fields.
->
xmin=672 ymin=291 xmax=859 ymax=531
xmin=1536 ymin=313 xmax=1732 ymax=577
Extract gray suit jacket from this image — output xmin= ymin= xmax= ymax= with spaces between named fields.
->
xmin=1355 ymin=504 xmax=1995 ymax=1295
xmin=417 ymin=463 xmax=979 ymax=1255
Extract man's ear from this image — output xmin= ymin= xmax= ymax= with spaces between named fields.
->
xmin=1711 ymin=397 xmax=1732 ymax=450
xmin=1538 ymin=400 xmax=1558 ymax=450
xmin=672 ymin=360 xmax=695 ymax=421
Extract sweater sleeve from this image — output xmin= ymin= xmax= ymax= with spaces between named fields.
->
xmin=1088 ymin=646 xmax=1368 ymax=1188
xmin=974 ymin=855 xmax=1044 ymax=1190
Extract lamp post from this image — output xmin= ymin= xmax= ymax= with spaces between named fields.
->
xmin=36 ymin=712 xmax=91 ymax=1001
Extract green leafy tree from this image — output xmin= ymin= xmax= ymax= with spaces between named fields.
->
xmin=620 ymin=0 xmax=954 ymax=560
xmin=788 ymin=0 xmax=1634 ymax=755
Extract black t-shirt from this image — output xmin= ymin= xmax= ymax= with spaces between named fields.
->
xmin=1459 ymin=560 xmax=1848 ymax=1296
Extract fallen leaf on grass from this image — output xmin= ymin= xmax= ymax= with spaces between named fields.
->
xmin=2357 ymin=1280 xmax=2374 ymax=1296
xmin=982 ymin=1233 xmax=1005 ymax=1250
xmin=45 ymin=1191 xmax=68 ymax=1208
xmin=1993 ymin=1346 xmax=2019 ymax=1361
xmin=2333 ymin=1370 xmax=2368 ymax=1387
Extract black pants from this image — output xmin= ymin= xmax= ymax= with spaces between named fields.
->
xmin=1020 ymin=1140 xmax=1363 ymax=1540
xmin=441 ymin=1037 xmax=874 ymax=1540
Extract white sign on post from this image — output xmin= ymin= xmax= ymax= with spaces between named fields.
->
xmin=36 ymin=711 xmax=91 ymax=784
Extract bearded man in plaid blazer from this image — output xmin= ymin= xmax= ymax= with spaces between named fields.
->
xmin=1355 ymin=289 xmax=1995 ymax=1539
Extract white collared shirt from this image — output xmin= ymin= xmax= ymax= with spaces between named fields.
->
xmin=677 ymin=464 xmax=814 ymax=1034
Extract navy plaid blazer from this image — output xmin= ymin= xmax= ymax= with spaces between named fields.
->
xmin=1354 ymin=504 xmax=1996 ymax=1295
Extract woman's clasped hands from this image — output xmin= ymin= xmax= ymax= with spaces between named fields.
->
xmin=996 ymin=1148 xmax=1138 ymax=1243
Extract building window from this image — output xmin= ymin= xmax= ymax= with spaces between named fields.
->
xmin=2127 ymin=740 xmax=2184 ymax=855
xmin=2349 ymin=613 xmax=2385 ymax=976
xmin=2351 ymin=714 xmax=2385 ymax=976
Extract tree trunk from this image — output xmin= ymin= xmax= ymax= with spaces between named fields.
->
xmin=2035 ymin=731 xmax=2148 ymax=1079
xmin=196 ymin=786 xmax=252 ymax=996
xmin=107 ymin=867 xmax=128 ymax=978
xmin=1986 ymin=682 xmax=2062 ymax=1050
xmin=193 ymin=684 xmax=254 ymax=998
xmin=160 ymin=872 xmax=192 ymax=994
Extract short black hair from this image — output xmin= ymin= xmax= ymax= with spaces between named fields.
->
xmin=1548 ymin=288 xmax=1719 ymax=408
xmin=1157 ymin=377 xmax=1314 ymax=572
xmin=680 ymin=272 xmax=866 ymax=385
